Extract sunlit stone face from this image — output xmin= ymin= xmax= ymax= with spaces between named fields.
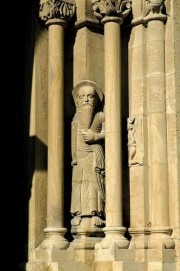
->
xmin=76 ymin=86 xmax=98 ymax=107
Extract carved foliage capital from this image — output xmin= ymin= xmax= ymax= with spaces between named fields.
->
xmin=92 ymin=0 xmax=131 ymax=21
xmin=39 ymin=0 xmax=75 ymax=22
xmin=143 ymin=0 xmax=165 ymax=17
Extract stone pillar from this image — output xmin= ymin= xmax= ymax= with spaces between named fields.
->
xmin=166 ymin=0 xmax=180 ymax=264
xmin=92 ymin=0 xmax=131 ymax=250
xmin=38 ymin=0 xmax=75 ymax=250
xmin=128 ymin=21 xmax=149 ymax=250
xmin=104 ymin=18 xmax=122 ymax=229
xmin=143 ymin=0 xmax=174 ymax=249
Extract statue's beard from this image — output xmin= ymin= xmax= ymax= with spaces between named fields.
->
xmin=78 ymin=104 xmax=95 ymax=129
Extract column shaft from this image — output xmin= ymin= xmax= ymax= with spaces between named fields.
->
xmin=147 ymin=20 xmax=174 ymax=248
xmin=37 ymin=21 xmax=69 ymax=251
xmin=147 ymin=21 xmax=168 ymax=227
xmin=95 ymin=17 xmax=129 ymax=250
xmin=37 ymin=0 xmax=75 ymax=253
xmin=104 ymin=21 xmax=122 ymax=227
xmin=128 ymin=24 xmax=149 ymax=249
xmin=47 ymin=24 xmax=64 ymax=228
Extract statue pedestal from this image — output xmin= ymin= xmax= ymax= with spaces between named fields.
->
xmin=71 ymin=217 xmax=105 ymax=249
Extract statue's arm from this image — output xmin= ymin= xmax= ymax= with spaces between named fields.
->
xmin=98 ymin=114 xmax=105 ymax=140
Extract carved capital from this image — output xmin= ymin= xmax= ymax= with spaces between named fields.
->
xmin=92 ymin=0 xmax=131 ymax=22
xmin=39 ymin=0 xmax=75 ymax=24
xmin=131 ymin=0 xmax=166 ymax=26
xmin=143 ymin=0 xmax=165 ymax=17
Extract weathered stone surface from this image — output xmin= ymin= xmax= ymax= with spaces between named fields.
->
xmin=26 ymin=0 xmax=179 ymax=270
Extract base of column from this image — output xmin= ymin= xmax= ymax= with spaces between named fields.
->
xmin=148 ymin=227 xmax=175 ymax=249
xmin=129 ymin=227 xmax=150 ymax=249
xmin=95 ymin=227 xmax=130 ymax=261
xmin=95 ymin=227 xmax=130 ymax=259
xmin=95 ymin=227 xmax=130 ymax=249
xmin=37 ymin=227 xmax=69 ymax=250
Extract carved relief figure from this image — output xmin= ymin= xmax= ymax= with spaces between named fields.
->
xmin=127 ymin=116 xmax=143 ymax=167
xmin=70 ymin=80 xmax=105 ymax=229
xmin=127 ymin=117 xmax=136 ymax=165
xmin=143 ymin=0 xmax=164 ymax=16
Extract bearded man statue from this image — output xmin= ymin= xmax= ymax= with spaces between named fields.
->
xmin=70 ymin=80 xmax=105 ymax=233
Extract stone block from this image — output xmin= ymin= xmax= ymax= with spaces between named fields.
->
xmin=176 ymin=262 xmax=180 ymax=271
xmin=35 ymin=248 xmax=75 ymax=262
xmin=134 ymin=248 xmax=147 ymax=262
xmin=74 ymin=249 xmax=95 ymax=262
xmin=148 ymin=262 xmax=176 ymax=271
xmin=95 ymin=248 xmax=134 ymax=261
xmin=26 ymin=262 xmax=51 ymax=271
xmin=147 ymin=249 xmax=175 ymax=262
xmin=113 ymin=261 xmax=145 ymax=271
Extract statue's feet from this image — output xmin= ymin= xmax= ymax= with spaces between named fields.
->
xmin=91 ymin=216 xmax=105 ymax=228
xmin=71 ymin=216 xmax=82 ymax=226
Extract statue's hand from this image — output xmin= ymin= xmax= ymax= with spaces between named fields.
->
xmin=81 ymin=129 xmax=98 ymax=143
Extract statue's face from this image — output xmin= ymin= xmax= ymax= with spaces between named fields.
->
xmin=76 ymin=86 xmax=98 ymax=107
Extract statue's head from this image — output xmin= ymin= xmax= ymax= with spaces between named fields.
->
xmin=72 ymin=80 xmax=104 ymax=108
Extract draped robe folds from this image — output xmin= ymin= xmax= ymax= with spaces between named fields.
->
xmin=71 ymin=111 xmax=105 ymax=218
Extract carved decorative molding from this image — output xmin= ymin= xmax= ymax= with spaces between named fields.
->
xmin=39 ymin=0 xmax=75 ymax=23
xmin=92 ymin=0 xmax=131 ymax=22
xmin=143 ymin=0 xmax=164 ymax=17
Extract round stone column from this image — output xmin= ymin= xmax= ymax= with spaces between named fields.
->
xmin=38 ymin=0 xmax=75 ymax=250
xmin=143 ymin=0 xmax=175 ymax=249
xmin=102 ymin=16 xmax=129 ymax=248
xmin=44 ymin=19 xmax=68 ymax=249
xmin=92 ymin=0 xmax=132 ymax=249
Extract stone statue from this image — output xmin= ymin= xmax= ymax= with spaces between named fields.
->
xmin=70 ymin=80 xmax=105 ymax=231
xmin=127 ymin=117 xmax=136 ymax=166
xmin=127 ymin=116 xmax=144 ymax=167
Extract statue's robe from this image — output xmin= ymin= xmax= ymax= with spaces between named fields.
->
xmin=71 ymin=111 xmax=105 ymax=217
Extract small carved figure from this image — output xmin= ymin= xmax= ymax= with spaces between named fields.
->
xmin=70 ymin=80 xmax=105 ymax=229
xmin=127 ymin=117 xmax=136 ymax=165
xmin=143 ymin=0 xmax=164 ymax=16
xmin=127 ymin=116 xmax=143 ymax=167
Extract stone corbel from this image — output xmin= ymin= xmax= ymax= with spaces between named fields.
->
xmin=92 ymin=0 xmax=132 ymax=23
xmin=131 ymin=0 xmax=167 ymax=27
xmin=39 ymin=0 xmax=75 ymax=25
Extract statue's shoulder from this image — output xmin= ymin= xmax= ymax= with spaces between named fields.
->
xmin=96 ymin=111 xmax=105 ymax=123
xmin=72 ymin=112 xmax=79 ymax=122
